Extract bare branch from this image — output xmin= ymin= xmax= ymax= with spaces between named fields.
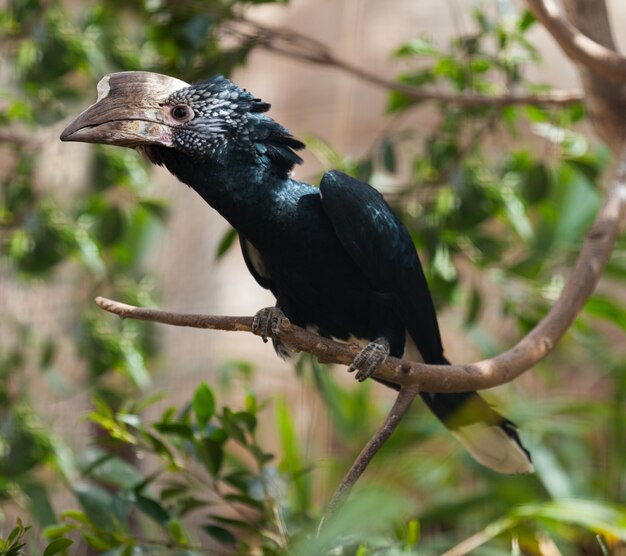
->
xmin=558 ymin=0 xmax=626 ymax=154
xmin=0 ymin=127 xmax=40 ymax=147
xmin=526 ymin=0 xmax=626 ymax=83
xmin=226 ymin=19 xmax=583 ymax=109
xmin=95 ymin=294 xmax=365 ymax=363
xmin=95 ymin=140 xmax=626 ymax=392
xmin=321 ymin=386 xmax=421 ymax=523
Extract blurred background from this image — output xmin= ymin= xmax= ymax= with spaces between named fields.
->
xmin=1 ymin=0 xmax=626 ymax=554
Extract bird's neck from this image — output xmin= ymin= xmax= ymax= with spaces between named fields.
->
xmin=150 ymin=146 xmax=294 ymax=240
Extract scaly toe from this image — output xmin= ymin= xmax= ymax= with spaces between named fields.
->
xmin=252 ymin=313 xmax=265 ymax=341
xmin=349 ymin=338 xmax=390 ymax=382
xmin=252 ymin=307 xmax=285 ymax=344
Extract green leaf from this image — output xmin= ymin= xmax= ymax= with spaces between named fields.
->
xmin=520 ymin=163 xmax=550 ymax=204
xmin=21 ymin=481 xmax=57 ymax=528
xmin=405 ymin=518 xmax=420 ymax=547
xmin=501 ymin=187 xmax=533 ymax=241
xmin=116 ymin=545 xmax=135 ymax=556
xmin=470 ymin=58 xmax=491 ymax=73
xmin=512 ymin=499 xmax=626 ymax=540
xmin=136 ymin=494 xmax=170 ymax=526
xmin=219 ymin=409 xmax=247 ymax=444
xmin=43 ymin=538 xmax=73 ymax=556
xmin=198 ymin=437 xmax=223 ymax=476
xmin=291 ymin=488 xmax=413 ymax=556
xmin=81 ymin=450 xmax=143 ymax=489
xmin=167 ymin=519 xmax=187 ymax=544
xmin=518 ymin=9 xmax=536 ymax=31
xmin=309 ymin=358 xmax=374 ymax=442
xmin=218 ymin=360 xmax=254 ymax=391
xmin=223 ymin=493 xmax=264 ymax=511
xmin=473 ymin=8 xmax=492 ymax=32
xmin=118 ymin=337 xmax=150 ymax=390
xmin=5 ymin=521 xmax=28 ymax=549
xmin=386 ymin=70 xmax=436 ymax=113
xmin=82 ymin=532 xmax=114 ymax=551
xmin=432 ymin=244 xmax=457 ymax=282
xmin=544 ymin=163 xmax=601 ymax=249
xmin=59 ymin=510 xmax=89 ymax=524
xmin=233 ymin=411 xmax=257 ymax=434
xmin=223 ymin=470 xmax=252 ymax=492
xmin=215 ymin=227 xmax=238 ymax=259
xmin=211 ymin=515 xmax=259 ymax=532
xmin=386 ymin=91 xmax=414 ymax=114
xmin=116 ymin=413 xmax=141 ymax=428
xmin=530 ymin=443 xmax=574 ymax=500
xmin=138 ymin=199 xmax=169 ymax=221
xmin=42 ymin=525 xmax=74 ymax=539
xmin=203 ymin=524 xmax=236 ymax=545
xmin=132 ymin=471 xmax=160 ymax=495
xmin=379 ymin=137 xmax=396 ymax=173
xmin=160 ymin=482 xmax=188 ymax=500
xmin=141 ymin=430 xmax=176 ymax=463
xmin=176 ymin=496 xmax=208 ymax=516
xmin=40 ymin=339 xmax=56 ymax=370
xmin=154 ymin=422 xmax=194 ymax=440
xmin=248 ymin=443 xmax=273 ymax=465
xmin=94 ymin=205 xmax=124 ymax=246
xmin=394 ymin=37 xmax=439 ymax=58
xmin=565 ymin=155 xmax=603 ymax=184
xmin=275 ymin=398 xmax=310 ymax=513
xmin=193 ymin=382 xmax=215 ymax=429
xmin=74 ymin=225 xmax=106 ymax=276
xmin=464 ymin=287 xmax=482 ymax=327
xmin=585 ymin=295 xmax=626 ymax=331
xmin=74 ymin=483 xmax=119 ymax=531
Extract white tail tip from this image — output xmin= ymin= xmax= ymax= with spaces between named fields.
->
xmin=452 ymin=423 xmax=534 ymax=474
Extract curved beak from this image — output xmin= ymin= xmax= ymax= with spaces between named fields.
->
xmin=60 ymin=71 xmax=189 ymax=147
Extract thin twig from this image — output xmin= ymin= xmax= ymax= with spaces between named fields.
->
xmin=95 ymin=140 xmax=626 ymax=393
xmin=441 ymin=517 xmax=517 ymax=556
xmin=320 ymin=386 xmax=421 ymax=525
xmin=526 ymin=0 xmax=626 ymax=82
xmin=0 ymin=127 xmax=40 ymax=147
xmin=226 ymin=19 xmax=583 ymax=109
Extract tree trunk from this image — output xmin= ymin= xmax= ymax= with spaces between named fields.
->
xmin=562 ymin=0 xmax=626 ymax=154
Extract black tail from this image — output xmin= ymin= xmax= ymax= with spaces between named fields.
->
xmin=376 ymin=357 xmax=533 ymax=474
xmin=421 ymin=388 xmax=533 ymax=474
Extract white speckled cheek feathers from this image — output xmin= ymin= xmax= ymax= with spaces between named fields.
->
xmin=167 ymin=84 xmax=252 ymax=159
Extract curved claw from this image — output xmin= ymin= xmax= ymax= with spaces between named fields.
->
xmin=252 ymin=307 xmax=286 ymax=343
xmin=348 ymin=338 xmax=390 ymax=382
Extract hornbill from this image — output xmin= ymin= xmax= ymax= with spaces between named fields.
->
xmin=61 ymin=71 xmax=532 ymax=474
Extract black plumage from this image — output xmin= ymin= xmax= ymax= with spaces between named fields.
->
xmin=61 ymin=72 xmax=533 ymax=473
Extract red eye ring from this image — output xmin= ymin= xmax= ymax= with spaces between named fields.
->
xmin=171 ymin=104 xmax=193 ymax=121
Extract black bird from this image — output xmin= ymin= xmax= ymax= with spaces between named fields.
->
xmin=61 ymin=71 xmax=532 ymax=473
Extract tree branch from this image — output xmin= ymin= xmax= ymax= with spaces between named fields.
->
xmin=321 ymin=385 xmax=420 ymax=523
xmin=526 ymin=0 xmax=626 ymax=83
xmin=226 ymin=19 xmax=583 ymax=109
xmin=558 ymin=0 xmax=626 ymax=155
xmin=95 ymin=142 xmax=626 ymax=393
xmin=0 ymin=127 xmax=40 ymax=147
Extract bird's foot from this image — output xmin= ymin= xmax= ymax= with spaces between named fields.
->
xmin=252 ymin=307 xmax=286 ymax=343
xmin=348 ymin=338 xmax=390 ymax=382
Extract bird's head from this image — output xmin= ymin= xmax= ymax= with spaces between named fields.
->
xmin=61 ymin=71 xmax=304 ymax=177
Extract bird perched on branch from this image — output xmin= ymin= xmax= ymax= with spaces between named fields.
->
xmin=61 ymin=71 xmax=532 ymax=474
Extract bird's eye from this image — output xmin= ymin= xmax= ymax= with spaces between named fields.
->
xmin=170 ymin=105 xmax=193 ymax=122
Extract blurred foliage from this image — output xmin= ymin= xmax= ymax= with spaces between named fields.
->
xmin=1 ymin=0 xmax=626 ymax=554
